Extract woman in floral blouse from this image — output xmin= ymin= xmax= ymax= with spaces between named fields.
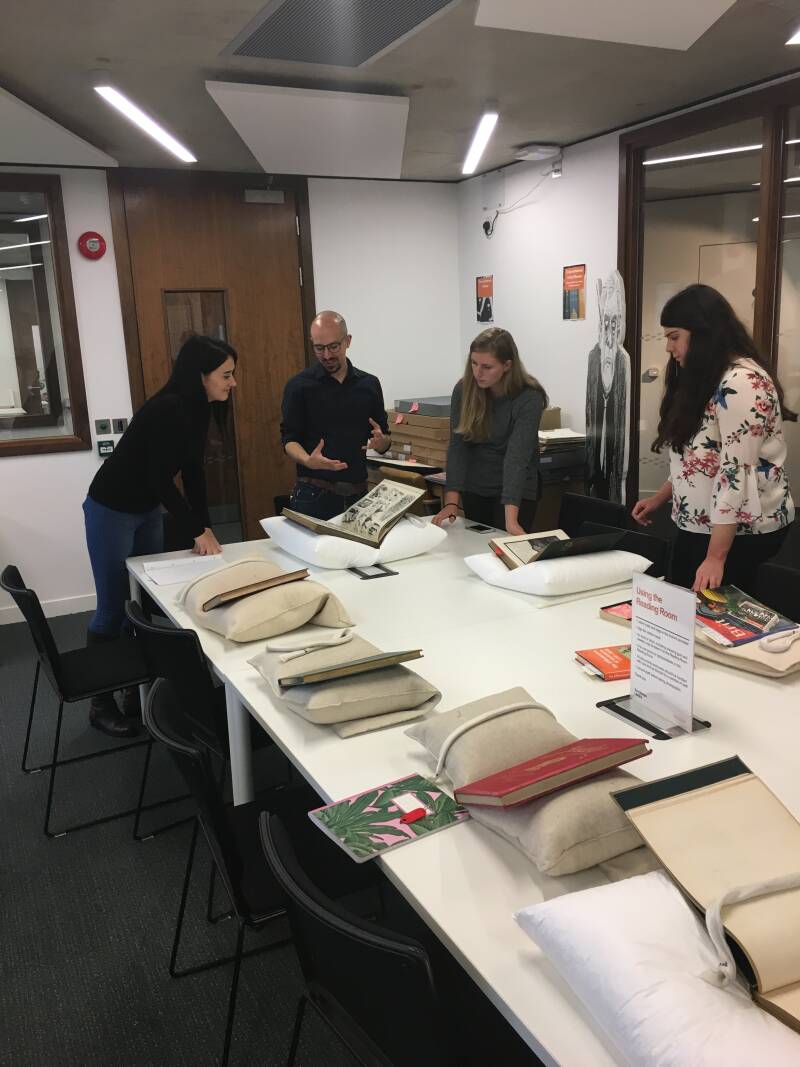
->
xmin=632 ymin=284 xmax=794 ymax=594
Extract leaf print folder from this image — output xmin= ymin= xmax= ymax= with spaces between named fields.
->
xmin=309 ymin=774 xmax=469 ymax=863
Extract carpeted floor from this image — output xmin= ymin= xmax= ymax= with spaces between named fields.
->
xmin=1 ymin=610 xmax=541 ymax=1067
xmin=0 ymin=610 xmax=364 ymax=1067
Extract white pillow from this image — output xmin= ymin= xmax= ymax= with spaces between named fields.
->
xmin=515 ymin=871 xmax=800 ymax=1066
xmin=260 ymin=515 xmax=446 ymax=569
xmin=464 ymin=549 xmax=650 ymax=597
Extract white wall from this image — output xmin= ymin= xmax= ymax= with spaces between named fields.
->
xmin=0 ymin=168 xmax=132 ymax=623
xmin=456 ymin=134 xmax=621 ymax=430
xmin=307 ymin=179 xmax=462 ymax=406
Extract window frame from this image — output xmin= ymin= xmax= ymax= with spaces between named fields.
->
xmin=0 ymin=172 xmax=90 ymax=458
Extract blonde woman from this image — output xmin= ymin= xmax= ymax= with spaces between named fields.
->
xmin=433 ymin=328 xmax=548 ymax=533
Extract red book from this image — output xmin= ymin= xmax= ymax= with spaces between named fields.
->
xmin=453 ymin=737 xmax=651 ymax=808
xmin=575 ymin=644 xmax=631 ymax=681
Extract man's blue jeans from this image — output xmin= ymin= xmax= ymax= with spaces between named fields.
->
xmin=83 ymin=496 xmax=163 ymax=637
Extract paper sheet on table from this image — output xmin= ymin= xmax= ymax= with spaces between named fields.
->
xmin=142 ymin=555 xmax=225 ymax=586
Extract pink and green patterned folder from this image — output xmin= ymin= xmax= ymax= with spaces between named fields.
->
xmin=309 ymin=773 xmax=470 ymax=863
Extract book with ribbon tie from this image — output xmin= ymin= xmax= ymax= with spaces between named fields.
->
xmin=614 ymin=758 xmax=800 ymax=1035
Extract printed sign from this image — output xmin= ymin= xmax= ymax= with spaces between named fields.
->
xmin=476 ymin=275 xmax=494 ymax=322
xmin=630 ymin=574 xmax=695 ymax=734
xmin=563 ymin=263 xmax=586 ymax=320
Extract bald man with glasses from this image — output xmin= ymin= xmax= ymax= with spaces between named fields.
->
xmin=280 ymin=310 xmax=392 ymax=518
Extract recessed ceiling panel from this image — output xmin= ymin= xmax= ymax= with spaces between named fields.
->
xmin=475 ymin=0 xmax=736 ymax=51
xmin=225 ymin=0 xmax=460 ymax=67
xmin=206 ymin=82 xmax=409 ymax=178
xmin=0 ymin=88 xmax=116 ymax=167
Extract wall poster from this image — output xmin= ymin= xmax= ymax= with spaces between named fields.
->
xmin=562 ymin=263 xmax=586 ymax=320
xmin=476 ymin=275 xmax=494 ymax=322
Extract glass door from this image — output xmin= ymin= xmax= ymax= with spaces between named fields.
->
xmin=638 ymin=118 xmax=763 ymax=498
xmin=775 ymin=109 xmax=800 ymax=495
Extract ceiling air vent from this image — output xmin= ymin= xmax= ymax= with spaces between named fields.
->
xmin=224 ymin=0 xmax=460 ymax=67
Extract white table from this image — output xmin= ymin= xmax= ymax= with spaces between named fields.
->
xmin=127 ymin=523 xmax=800 ymax=1067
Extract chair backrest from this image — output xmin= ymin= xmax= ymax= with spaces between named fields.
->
xmin=143 ymin=678 xmax=256 ymax=919
xmin=125 ymin=600 xmax=221 ymax=750
xmin=756 ymin=561 xmax=800 ymax=622
xmin=259 ymin=811 xmax=448 ymax=1067
xmin=578 ymin=521 xmax=671 ymax=577
xmin=558 ymin=491 xmax=629 ymax=537
xmin=1 ymin=564 xmax=63 ymax=690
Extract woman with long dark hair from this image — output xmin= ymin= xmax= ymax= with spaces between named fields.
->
xmin=632 ymin=284 xmax=794 ymax=593
xmin=432 ymin=327 xmax=548 ymax=533
xmin=82 ymin=334 xmax=237 ymax=735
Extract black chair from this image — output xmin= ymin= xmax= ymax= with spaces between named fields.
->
xmin=124 ymin=600 xmax=276 ymax=842
xmin=578 ymin=521 xmax=671 ymax=578
xmin=0 ymin=564 xmax=155 ymax=837
xmin=259 ymin=810 xmax=463 ymax=1067
xmin=756 ymin=561 xmax=800 ymax=623
xmin=558 ymin=491 xmax=629 ymax=537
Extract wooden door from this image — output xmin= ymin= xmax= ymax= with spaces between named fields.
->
xmin=109 ymin=170 xmax=313 ymax=540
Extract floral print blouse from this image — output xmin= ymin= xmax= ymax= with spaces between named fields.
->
xmin=669 ymin=359 xmax=795 ymax=535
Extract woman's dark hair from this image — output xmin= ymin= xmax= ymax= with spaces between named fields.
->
xmin=160 ymin=334 xmax=238 ymax=430
xmin=652 ymin=284 xmax=793 ymax=452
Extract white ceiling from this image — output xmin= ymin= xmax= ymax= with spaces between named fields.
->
xmin=206 ymin=82 xmax=409 ymax=179
xmin=0 ymin=87 xmax=116 ymax=168
xmin=475 ymin=0 xmax=737 ymax=51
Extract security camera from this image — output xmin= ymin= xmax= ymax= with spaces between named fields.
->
xmin=482 ymin=220 xmax=492 ymax=235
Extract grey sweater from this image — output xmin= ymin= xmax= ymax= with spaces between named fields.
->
xmin=445 ymin=380 xmax=543 ymax=505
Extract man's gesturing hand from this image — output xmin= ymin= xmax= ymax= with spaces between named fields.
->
xmin=306 ymin=439 xmax=348 ymax=472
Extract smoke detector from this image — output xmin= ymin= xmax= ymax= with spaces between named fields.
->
xmin=514 ymin=143 xmax=562 ymax=162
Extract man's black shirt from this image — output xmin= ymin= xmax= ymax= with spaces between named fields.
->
xmin=280 ymin=360 xmax=389 ymax=484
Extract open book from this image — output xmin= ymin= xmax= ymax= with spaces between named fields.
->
xmin=283 ymin=479 xmax=425 ymax=547
xmin=614 ymin=757 xmax=800 ymax=1034
xmin=201 ymin=568 xmax=308 ymax=612
xmin=278 ymin=648 xmax=422 ymax=688
xmin=488 ymin=528 xmax=569 ymax=570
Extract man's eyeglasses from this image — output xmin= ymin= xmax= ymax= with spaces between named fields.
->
xmin=311 ymin=335 xmax=347 ymax=355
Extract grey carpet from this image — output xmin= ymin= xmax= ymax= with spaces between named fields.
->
xmin=0 ymin=611 xmax=357 ymax=1067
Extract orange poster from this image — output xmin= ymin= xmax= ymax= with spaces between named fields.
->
xmin=563 ymin=264 xmax=586 ymax=320
xmin=476 ymin=275 xmax=494 ymax=322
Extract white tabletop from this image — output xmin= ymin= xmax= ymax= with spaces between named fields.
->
xmin=127 ymin=522 xmax=800 ymax=1067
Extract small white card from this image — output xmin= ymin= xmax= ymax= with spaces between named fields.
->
xmin=630 ymin=574 xmax=695 ymax=734
xmin=392 ymin=792 xmax=433 ymax=816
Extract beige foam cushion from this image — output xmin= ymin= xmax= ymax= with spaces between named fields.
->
xmin=180 ymin=559 xmax=352 ymax=642
xmin=695 ymin=631 xmax=800 ymax=677
xmin=405 ymin=687 xmax=571 ymax=787
xmin=406 ymin=687 xmax=642 ymax=875
xmin=249 ymin=634 xmax=441 ymax=726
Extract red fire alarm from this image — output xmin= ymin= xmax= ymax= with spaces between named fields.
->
xmin=77 ymin=231 xmax=106 ymax=260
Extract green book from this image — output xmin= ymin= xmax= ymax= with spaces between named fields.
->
xmin=309 ymin=773 xmax=469 ymax=863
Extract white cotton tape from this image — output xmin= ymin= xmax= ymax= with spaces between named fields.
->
xmin=433 ymin=701 xmax=546 ymax=780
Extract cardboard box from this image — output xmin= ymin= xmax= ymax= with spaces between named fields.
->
xmin=387 ymin=409 xmax=450 ymax=430
xmin=388 ymin=423 xmax=450 ymax=443
xmin=395 ymin=396 xmax=451 ymax=417
xmin=540 ymin=406 xmax=561 ymax=431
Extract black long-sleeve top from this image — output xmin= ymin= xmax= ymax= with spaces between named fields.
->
xmin=88 ymin=391 xmax=210 ymax=539
xmin=280 ymin=360 xmax=389 ymax=485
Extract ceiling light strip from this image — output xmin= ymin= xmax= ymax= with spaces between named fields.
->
xmin=462 ymin=112 xmax=498 ymax=176
xmin=0 ymin=240 xmax=51 ymax=253
xmin=14 ymin=214 xmax=48 ymax=223
xmin=645 ymin=143 xmax=762 ymax=166
xmin=0 ymin=262 xmax=42 ymax=272
xmin=94 ymin=86 xmax=197 ymax=164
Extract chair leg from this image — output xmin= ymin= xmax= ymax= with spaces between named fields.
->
xmin=21 ymin=660 xmax=41 ymax=773
xmin=170 ymin=818 xmax=199 ymax=978
xmin=287 ymin=994 xmax=307 ymax=1067
xmin=132 ymin=737 xmax=154 ymax=841
xmin=43 ymin=699 xmax=65 ymax=837
xmin=221 ymin=920 xmax=246 ymax=1067
xmin=132 ymin=739 xmax=193 ymax=843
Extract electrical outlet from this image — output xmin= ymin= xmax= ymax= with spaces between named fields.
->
xmin=112 ymin=417 xmax=128 ymax=433
xmin=94 ymin=418 xmax=111 ymax=434
xmin=97 ymin=439 xmax=114 ymax=457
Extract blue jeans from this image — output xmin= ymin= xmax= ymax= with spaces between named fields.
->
xmin=83 ymin=496 xmax=163 ymax=637
xmin=289 ymin=481 xmax=365 ymax=520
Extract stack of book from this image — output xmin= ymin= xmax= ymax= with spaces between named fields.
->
xmin=382 ymin=408 xmax=450 ymax=467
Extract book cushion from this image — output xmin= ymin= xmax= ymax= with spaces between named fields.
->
xmin=406 ymin=687 xmax=642 ymax=875
xmin=463 ymin=549 xmax=651 ymax=597
xmin=694 ymin=630 xmax=800 ymax=678
xmin=179 ymin=558 xmax=352 ymax=642
xmin=260 ymin=515 xmax=446 ymax=569
xmin=515 ymin=871 xmax=800 ymax=1065
xmin=249 ymin=634 xmax=441 ymax=728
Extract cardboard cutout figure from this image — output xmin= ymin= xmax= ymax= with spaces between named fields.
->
xmin=585 ymin=270 xmax=631 ymax=504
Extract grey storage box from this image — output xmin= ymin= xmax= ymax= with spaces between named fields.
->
xmin=395 ymin=396 xmax=452 ymax=417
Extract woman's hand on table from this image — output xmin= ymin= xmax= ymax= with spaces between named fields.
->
xmin=505 ymin=519 xmax=526 ymax=536
xmin=432 ymin=503 xmax=459 ymax=528
xmin=193 ymin=528 xmax=223 ymax=556
xmin=692 ymin=556 xmax=725 ymax=592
